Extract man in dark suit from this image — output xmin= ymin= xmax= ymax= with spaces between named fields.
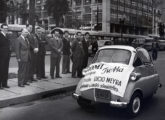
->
xmin=15 ymin=29 xmax=31 ymax=87
xmin=26 ymin=25 xmax=39 ymax=82
xmin=48 ymin=31 xmax=63 ymax=79
xmin=0 ymin=24 xmax=10 ymax=89
xmin=82 ymin=33 xmax=90 ymax=69
xmin=35 ymin=29 xmax=47 ymax=79
xmin=152 ymin=40 xmax=159 ymax=61
xmin=62 ymin=31 xmax=71 ymax=74
xmin=71 ymin=32 xmax=84 ymax=78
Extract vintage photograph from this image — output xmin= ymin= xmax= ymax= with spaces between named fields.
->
xmin=0 ymin=0 xmax=164 ymax=119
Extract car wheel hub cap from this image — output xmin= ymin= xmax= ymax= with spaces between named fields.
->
xmin=132 ymin=97 xmax=140 ymax=114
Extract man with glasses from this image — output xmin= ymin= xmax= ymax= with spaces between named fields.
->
xmin=0 ymin=23 xmax=10 ymax=89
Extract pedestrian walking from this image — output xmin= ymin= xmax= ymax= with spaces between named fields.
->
xmin=91 ymin=38 xmax=98 ymax=54
xmin=0 ymin=23 xmax=10 ymax=89
xmin=71 ymin=32 xmax=84 ymax=78
xmin=82 ymin=33 xmax=90 ymax=69
xmin=152 ymin=39 xmax=159 ymax=61
xmin=15 ymin=29 xmax=31 ymax=87
xmin=26 ymin=25 xmax=39 ymax=82
xmin=62 ymin=31 xmax=71 ymax=74
xmin=35 ymin=29 xmax=47 ymax=80
xmin=48 ymin=30 xmax=63 ymax=79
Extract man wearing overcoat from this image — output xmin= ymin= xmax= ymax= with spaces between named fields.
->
xmin=0 ymin=24 xmax=10 ymax=89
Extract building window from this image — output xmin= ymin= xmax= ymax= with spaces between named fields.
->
xmin=84 ymin=6 xmax=91 ymax=13
xmin=84 ymin=0 xmax=91 ymax=5
xmin=75 ymin=0 xmax=81 ymax=6
xmin=95 ymin=0 xmax=102 ymax=3
xmin=83 ymin=14 xmax=91 ymax=23
xmin=36 ymin=0 xmax=41 ymax=4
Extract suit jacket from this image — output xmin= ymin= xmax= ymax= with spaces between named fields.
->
xmin=26 ymin=33 xmax=38 ymax=51
xmin=71 ymin=39 xmax=84 ymax=59
xmin=62 ymin=37 xmax=70 ymax=55
xmin=48 ymin=37 xmax=63 ymax=57
xmin=35 ymin=33 xmax=47 ymax=54
xmin=82 ymin=38 xmax=89 ymax=56
xmin=15 ymin=36 xmax=31 ymax=62
xmin=0 ymin=32 xmax=10 ymax=54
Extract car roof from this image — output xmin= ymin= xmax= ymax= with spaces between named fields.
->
xmin=99 ymin=45 xmax=136 ymax=52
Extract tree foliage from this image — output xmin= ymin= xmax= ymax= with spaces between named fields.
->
xmin=45 ymin=0 xmax=69 ymax=27
xmin=0 ymin=0 xmax=8 ymax=23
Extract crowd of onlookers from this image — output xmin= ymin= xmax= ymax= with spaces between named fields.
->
xmin=0 ymin=23 xmax=98 ymax=88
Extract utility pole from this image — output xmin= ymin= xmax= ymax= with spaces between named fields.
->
xmin=29 ymin=0 xmax=35 ymax=33
xmin=96 ymin=0 xmax=99 ymax=31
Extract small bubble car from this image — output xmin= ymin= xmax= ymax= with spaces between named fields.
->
xmin=73 ymin=45 xmax=161 ymax=117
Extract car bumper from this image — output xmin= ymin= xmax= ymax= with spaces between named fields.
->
xmin=72 ymin=93 xmax=128 ymax=108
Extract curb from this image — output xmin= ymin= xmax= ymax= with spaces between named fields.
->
xmin=0 ymin=85 xmax=76 ymax=108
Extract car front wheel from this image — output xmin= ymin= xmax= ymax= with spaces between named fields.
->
xmin=127 ymin=92 xmax=142 ymax=117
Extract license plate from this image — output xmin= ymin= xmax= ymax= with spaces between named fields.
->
xmin=95 ymin=89 xmax=111 ymax=100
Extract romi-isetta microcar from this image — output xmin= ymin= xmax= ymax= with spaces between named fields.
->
xmin=73 ymin=45 xmax=161 ymax=116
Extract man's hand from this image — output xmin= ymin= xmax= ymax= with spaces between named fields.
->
xmin=34 ymin=48 xmax=39 ymax=53
xmin=17 ymin=59 xmax=21 ymax=62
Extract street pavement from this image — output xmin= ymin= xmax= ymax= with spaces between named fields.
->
xmin=0 ymin=54 xmax=81 ymax=108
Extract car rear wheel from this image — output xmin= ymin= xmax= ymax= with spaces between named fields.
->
xmin=77 ymin=97 xmax=93 ymax=109
xmin=127 ymin=92 xmax=142 ymax=117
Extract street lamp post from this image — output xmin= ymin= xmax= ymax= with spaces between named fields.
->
xmin=119 ymin=15 xmax=126 ymax=44
xmin=96 ymin=0 xmax=99 ymax=31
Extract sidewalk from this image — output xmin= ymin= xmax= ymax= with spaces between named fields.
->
xmin=0 ymin=55 xmax=80 ymax=108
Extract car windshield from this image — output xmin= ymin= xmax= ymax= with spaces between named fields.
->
xmin=93 ymin=49 xmax=131 ymax=65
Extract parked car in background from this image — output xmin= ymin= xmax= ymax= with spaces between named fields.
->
xmin=143 ymin=37 xmax=154 ymax=51
xmin=73 ymin=45 xmax=161 ymax=117
xmin=158 ymin=39 xmax=165 ymax=50
xmin=132 ymin=38 xmax=145 ymax=48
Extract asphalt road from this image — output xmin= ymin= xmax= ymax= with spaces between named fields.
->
xmin=0 ymin=51 xmax=165 ymax=120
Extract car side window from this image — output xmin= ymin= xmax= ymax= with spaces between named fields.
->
xmin=133 ymin=56 xmax=143 ymax=67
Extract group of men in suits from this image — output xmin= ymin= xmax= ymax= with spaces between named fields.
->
xmin=48 ymin=30 xmax=90 ymax=79
xmin=0 ymin=23 xmax=90 ymax=88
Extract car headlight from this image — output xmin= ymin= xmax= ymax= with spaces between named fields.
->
xmin=130 ymin=72 xmax=141 ymax=81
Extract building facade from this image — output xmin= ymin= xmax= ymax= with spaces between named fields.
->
xmin=35 ymin=0 xmax=57 ymax=30
xmin=34 ymin=0 xmax=161 ymax=36
xmin=66 ymin=0 xmax=155 ymax=35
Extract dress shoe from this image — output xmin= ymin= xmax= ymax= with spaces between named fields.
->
xmin=77 ymin=75 xmax=83 ymax=78
xmin=24 ymin=83 xmax=30 ymax=86
xmin=72 ymin=76 xmax=77 ymax=78
xmin=32 ymin=79 xmax=38 ymax=82
xmin=0 ymin=87 xmax=4 ymax=89
xmin=56 ymin=76 xmax=62 ymax=78
xmin=37 ymin=77 xmax=41 ymax=80
xmin=51 ymin=76 xmax=54 ymax=79
xmin=3 ymin=86 xmax=10 ymax=88
xmin=18 ymin=85 xmax=25 ymax=87
xmin=41 ymin=76 xmax=48 ymax=79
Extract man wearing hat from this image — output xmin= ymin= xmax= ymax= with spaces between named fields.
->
xmin=48 ymin=30 xmax=63 ymax=79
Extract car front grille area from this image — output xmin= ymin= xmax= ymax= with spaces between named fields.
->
xmin=95 ymin=88 xmax=111 ymax=100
